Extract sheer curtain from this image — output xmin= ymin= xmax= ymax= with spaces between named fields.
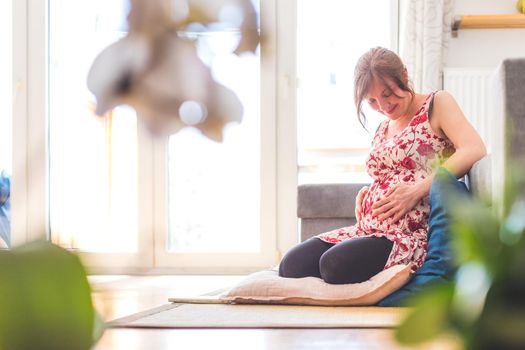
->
xmin=402 ymin=0 xmax=454 ymax=93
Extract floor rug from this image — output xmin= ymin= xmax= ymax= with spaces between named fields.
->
xmin=110 ymin=301 xmax=407 ymax=329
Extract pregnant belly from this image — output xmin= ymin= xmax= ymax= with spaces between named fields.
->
xmin=360 ymin=184 xmax=391 ymax=230
xmin=359 ymin=181 xmax=429 ymax=236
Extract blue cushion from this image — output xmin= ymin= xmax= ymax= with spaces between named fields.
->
xmin=377 ymin=167 xmax=469 ymax=306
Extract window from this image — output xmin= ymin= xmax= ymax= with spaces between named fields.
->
xmin=46 ymin=0 xmax=277 ymax=272
xmin=296 ymin=0 xmax=399 ymax=184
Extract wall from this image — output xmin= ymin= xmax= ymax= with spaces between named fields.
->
xmin=446 ymin=0 xmax=525 ymax=68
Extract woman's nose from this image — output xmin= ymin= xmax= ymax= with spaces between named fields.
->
xmin=378 ymin=98 xmax=390 ymax=112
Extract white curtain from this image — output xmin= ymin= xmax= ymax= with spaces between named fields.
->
xmin=402 ymin=0 xmax=454 ymax=93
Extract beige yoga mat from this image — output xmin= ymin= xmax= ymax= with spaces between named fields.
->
xmin=110 ymin=301 xmax=408 ymax=329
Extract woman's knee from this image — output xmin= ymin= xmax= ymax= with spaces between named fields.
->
xmin=319 ymin=237 xmax=394 ymax=284
xmin=278 ymin=250 xmax=297 ymax=277
xmin=319 ymin=251 xmax=349 ymax=284
xmin=319 ymin=252 xmax=368 ymax=284
xmin=278 ymin=238 xmax=331 ymax=278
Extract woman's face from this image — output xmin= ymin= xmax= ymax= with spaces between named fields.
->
xmin=365 ymin=77 xmax=411 ymax=121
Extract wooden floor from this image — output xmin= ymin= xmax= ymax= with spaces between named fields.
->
xmin=90 ymin=275 xmax=459 ymax=350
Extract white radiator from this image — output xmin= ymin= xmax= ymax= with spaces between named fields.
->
xmin=443 ymin=67 xmax=507 ymax=207
xmin=443 ymin=68 xmax=496 ymax=153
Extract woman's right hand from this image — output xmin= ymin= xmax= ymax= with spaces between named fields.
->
xmin=355 ymin=185 xmax=369 ymax=222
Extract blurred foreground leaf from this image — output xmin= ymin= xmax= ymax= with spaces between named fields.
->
xmin=0 ymin=241 xmax=103 ymax=350
xmin=395 ymin=283 xmax=454 ymax=344
xmin=447 ymin=194 xmax=501 ymax=272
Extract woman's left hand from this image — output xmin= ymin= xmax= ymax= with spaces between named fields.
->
xmin=371 ymin=183 xmax=421 ymax=223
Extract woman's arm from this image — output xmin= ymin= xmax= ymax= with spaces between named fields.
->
xmin=412 ymin=90 xmax=487 ymax=198
xmin=432 ymin=91 xmax=487 ymax=175
xmin=373 ymin=91 xmax=487 ymax=222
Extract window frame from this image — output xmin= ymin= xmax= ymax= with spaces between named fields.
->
xmin=11 ymin=0 xmax=48 ymax=247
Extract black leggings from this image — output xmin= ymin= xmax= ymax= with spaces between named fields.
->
xmin=278 ymin=237 xmax=394 ymax=284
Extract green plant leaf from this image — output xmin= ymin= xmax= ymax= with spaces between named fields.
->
xmin=0 ymin=241 xmax=100 ymax=350
xmin=447 ymin=194 xmax=501 ymax=271
xmin=395 ymin=283 xmax=454 ymax=345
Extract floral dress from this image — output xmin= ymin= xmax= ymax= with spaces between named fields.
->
xmin=316 ymin=92 xmax=455 ymax=272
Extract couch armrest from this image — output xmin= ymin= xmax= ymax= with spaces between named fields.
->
xmin=466 ymin=156 xmax=491 ymax=198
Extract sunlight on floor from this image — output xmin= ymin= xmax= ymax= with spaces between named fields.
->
xmin=89 ymin=275 xmax=246 ymax=321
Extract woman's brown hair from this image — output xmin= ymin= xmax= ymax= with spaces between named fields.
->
xmin=354 ymin=47 xmax=414 ymax=129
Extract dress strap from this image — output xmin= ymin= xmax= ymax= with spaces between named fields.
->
xmin=372 ymin=120 xmax=388 ymax=145
xmin=374 ymin=120 xmax=385 ymax=135
xmin=427 ymin=91 xmax=438 ymax=120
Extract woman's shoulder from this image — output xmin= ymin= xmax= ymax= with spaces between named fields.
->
xmin=429 ymin=90 xmax=463 ymax=119
xmin=427 ymin=90 xmax=467 ymax=136
xmin=432 ymin=90 xmax=459 ymax=106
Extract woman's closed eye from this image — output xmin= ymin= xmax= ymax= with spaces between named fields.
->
xmin=368 ymin=90 xmax=393 ymax=105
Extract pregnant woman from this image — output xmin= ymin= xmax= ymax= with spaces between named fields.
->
xmin=278 ymin=47 xmax=486 ymax=284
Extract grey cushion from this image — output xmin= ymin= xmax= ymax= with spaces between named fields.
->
xmin=297 ymin=183 xmax=368 ymax=241
xmin=300 ymin=218 xmax=357 ymax=242
xmin=297 ymin=183 xmax=368 ymax=219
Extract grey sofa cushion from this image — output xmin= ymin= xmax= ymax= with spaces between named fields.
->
xmin=300 ymin=218 xmax=357 ymax=242
xmin=297 ymin=183 xmax=368 ymax=219
xmin=297 ymin=183 xmax=368 ymax=241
